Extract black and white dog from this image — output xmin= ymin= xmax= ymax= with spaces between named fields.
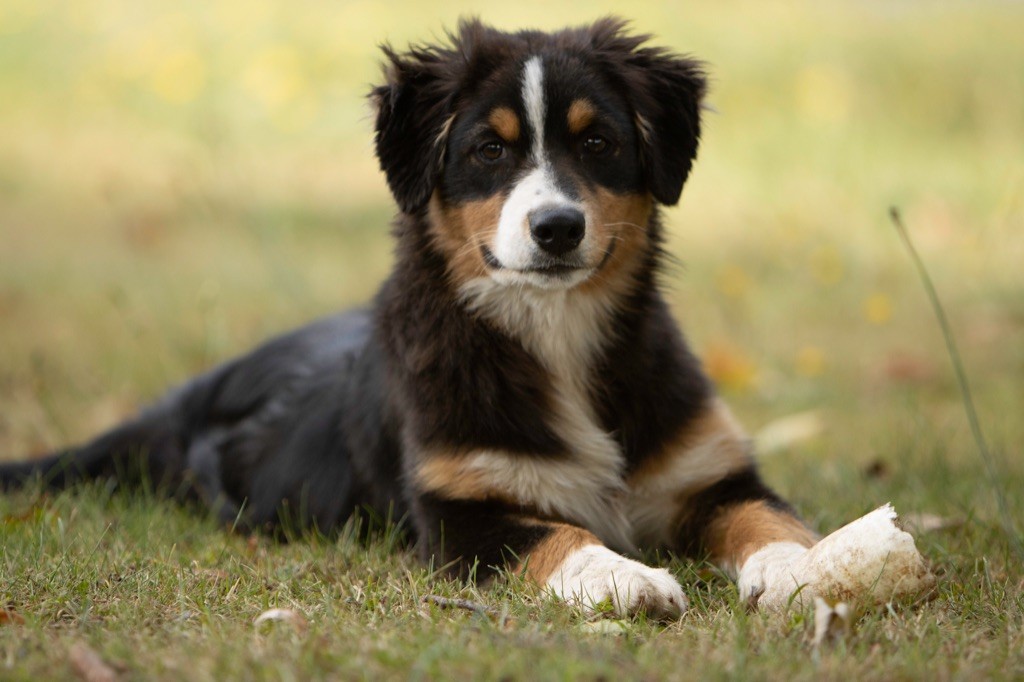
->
xmin=2 ymin=18 xmax=819 ymax=619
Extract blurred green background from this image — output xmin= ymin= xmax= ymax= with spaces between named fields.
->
xmin=0 ymin=0 xmax=1022 ymax=526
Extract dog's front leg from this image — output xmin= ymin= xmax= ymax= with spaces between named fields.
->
xmin=411 ymin=458 xmax=686 ymax=619
xmin=629 ymin=399 xmax=818 ymax=607
xmin=684 ymin=491 xmax=819 ymax=606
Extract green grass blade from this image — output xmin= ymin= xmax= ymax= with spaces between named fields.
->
xmin=889 ymin=206 xmax=1024 ymax=558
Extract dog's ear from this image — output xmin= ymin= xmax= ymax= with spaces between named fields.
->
xmin=590 ymin=19 xmax=707 ymax=206
xmin=629 ymin=53 xmax=706 ymax=206
xmin=370 ymin=46 xmax=458 ymax=214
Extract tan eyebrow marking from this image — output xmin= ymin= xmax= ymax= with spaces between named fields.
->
xmin=488 ymin=106 xmax=520 ymax=142
xmin=567 ymin=99 xmax=596 ymax=135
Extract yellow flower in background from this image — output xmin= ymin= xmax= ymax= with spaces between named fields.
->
xmin=703 ymin=342 xmax=758 ymax=393
xmin=863 ymin=293 xmax=893 ymax=325
xmin=243 ymin=45 xmax=320 ymax=131
xmin=244 ymin=46 xmax=307 ymax=108
xmin=716 ymin=263 xmax=752 ymax=299
xmin=795 ymin=345 xmax=825 ymax=377
xmin=809 ymin=245 xmax=844 ymax=286
xmin=794 ymin=63 xmax=853 ymax=125
xmin=149 ymin=49 xmax=206 ymax=104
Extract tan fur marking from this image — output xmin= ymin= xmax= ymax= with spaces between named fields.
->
xmin=427 ymin=193 xmax=503 ymax=287
xmin=577 ymin=188 xmax=653 ymax=298
xmin=627 ymin=399 xmax=754 ymax=546
xmin=414 ymin=455 xmax=505 ymax=503
xmin=567 ymin=99 xmax=596 ymax=135
xmin=630 ymin=399 xmax=749 ymax=486
xmin=704 ymin=500 xmax=818 ymax=571
xmin=516 ymin=523 xmax=600 ymax=583
xmin=488 ymin=106 xmax=520 ymax=142
xmin=412 ymin=445 xmax=632 ymax=551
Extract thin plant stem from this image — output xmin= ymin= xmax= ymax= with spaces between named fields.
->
xmin=889 ymin=207 xmax=1023 ymax=558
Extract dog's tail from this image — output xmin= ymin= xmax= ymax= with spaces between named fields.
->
xmin=1 ymin=392 xmax=194 ymax=494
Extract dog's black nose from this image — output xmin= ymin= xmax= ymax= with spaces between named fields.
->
xmin=529 ymin=207 xmax=585 ymax=256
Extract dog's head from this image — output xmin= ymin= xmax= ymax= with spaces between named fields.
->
xmin=371 ymin=18 xmax=706 ymax=292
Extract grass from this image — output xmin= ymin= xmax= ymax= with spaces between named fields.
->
xmin=1 ymin=487 xmax=1022 ymax=680
xmin=0 ymin=486 xmax=1017 ymax=680
xmin=1 ymin=0 xmax=1023 ymax=679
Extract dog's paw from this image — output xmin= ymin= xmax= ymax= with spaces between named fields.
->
xmin=737 ymin=541 xmax=810 ymax=608
xmin=545 ymin=545 xmax=687 ymax=619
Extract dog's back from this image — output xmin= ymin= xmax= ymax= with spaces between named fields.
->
xmin=1 ymin=310 xmax=404 ymax=533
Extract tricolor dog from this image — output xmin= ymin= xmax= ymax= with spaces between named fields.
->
xmin=1 ymin=19 xmax=821 ymax=618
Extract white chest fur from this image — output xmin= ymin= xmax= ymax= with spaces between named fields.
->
xmin=460 ymin=279 xmax=635 ymax=552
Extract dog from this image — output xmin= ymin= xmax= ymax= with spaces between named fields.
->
xmin=1 ymin=18 xmax=820 ymax=619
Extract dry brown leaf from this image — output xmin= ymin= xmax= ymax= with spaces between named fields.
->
xmin=694 ymin=567 xmax=721 ymax=584
xmin=68 ymin=641 xmax=118 ymax=682
xmin=190 ymin=561 xmax=230 ymax=581
xmin=812 ymin=597 xmax=853 ymax=647
xmin=421 ymin=595 xmax=496 ymax=618
xmin=899 ymin=512 xmax=963 ymax=535
xmin=253 ymin=608 xmax=308 ymax=634
xmin=755 ymin=410 xmax=824 ymax=455
xmin=862 ymin=459 xmax=890 ymax=480
xmin=881 ymin=352 xmax=937 ymax=384
xmin=0 ymin=609 xmax=25 ymax=626
xmin=2 ymin=495 xmax=50 ymax=526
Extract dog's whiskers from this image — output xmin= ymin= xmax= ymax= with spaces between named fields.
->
xmin=602 ymin=221 xmax=646 ymax=232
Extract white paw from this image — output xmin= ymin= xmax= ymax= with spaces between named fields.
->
xmin=546 ymin=545 xmax=687 ymax=619
xmin=737 ymin=541 xmax=810 ymax=607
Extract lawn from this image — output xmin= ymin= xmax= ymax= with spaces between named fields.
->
xmin=1 ymin=1 xmax=1023 ymax=679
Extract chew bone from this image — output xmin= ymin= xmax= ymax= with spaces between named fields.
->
xmin=753 ymin=503 xmax=935 ymax=610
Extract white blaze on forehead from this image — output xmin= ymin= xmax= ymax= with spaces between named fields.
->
xmin=482 ymin=55 xmax=596 ymax=287
xmin=522 ymin=56 xmax=546 ymax=162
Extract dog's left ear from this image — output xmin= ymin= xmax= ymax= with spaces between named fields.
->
xmin=370 ymin=46 xmax=457 ymax=214
xmin=629 ymin=53 xmax=706 ymax=206
xmin=591 ymin=20 xmax=707 ymax=206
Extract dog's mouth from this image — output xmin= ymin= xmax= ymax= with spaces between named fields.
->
xmin=480 ymin=243 xmax=616 ymax=280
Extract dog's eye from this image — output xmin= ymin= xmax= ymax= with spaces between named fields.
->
xmin=582 ymin=135 xmax=610 ymax=155
xmin=478 ymin=142 xmax=506 ymax=162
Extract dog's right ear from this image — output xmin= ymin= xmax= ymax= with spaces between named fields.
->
xmin=587 ymin=18 xmax=707 ymax=207
xmin=371 ymin=46 xmax=457 ymax=215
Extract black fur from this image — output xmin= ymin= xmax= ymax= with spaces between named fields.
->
xmin=674 ymin=467 xmax=796 ymax=558
xmin=415 ymin=492 xmax=556 ymax=575
xmin=375 ymin=230 xmax=566 ymax=457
